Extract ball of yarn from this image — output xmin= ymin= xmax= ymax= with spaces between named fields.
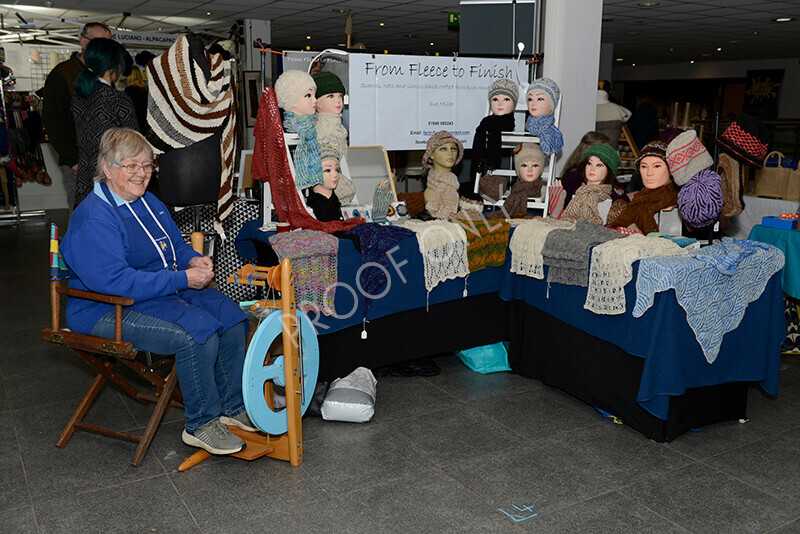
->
xmin=678 ymin=170 xmax=723 ymax=229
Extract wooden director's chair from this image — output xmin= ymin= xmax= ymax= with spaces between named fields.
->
xmin=41 ymin=223 xmax=183 ymax=467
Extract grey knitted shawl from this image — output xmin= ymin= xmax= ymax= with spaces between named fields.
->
xmin=541 ymin=220 xmax=623 ymax=286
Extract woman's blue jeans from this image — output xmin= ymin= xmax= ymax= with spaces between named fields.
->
xmin=92 ymin=310 xmax=247 ymax=433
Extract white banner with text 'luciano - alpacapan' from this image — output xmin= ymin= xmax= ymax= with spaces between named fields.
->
xmin=348 ymin=54 xmax=520 ymax=151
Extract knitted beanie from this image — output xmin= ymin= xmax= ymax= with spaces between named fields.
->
xmin=274 ymin=70 xmax=316 ymax=110
xmin=319 ymin=144 xmax=340 ymax=162
xmin=581 ymin=143 xmax=620 ymax=176
xmin=667 ymin=130 xmax=713 ymax=186
xmin=513 ymin=143 xmax=545 ymax=170
xmin=716 ymin=113 xmax=769 ymax=168
xmin=635 ymin=140 xmax=669 ymax=169
xmin=526 ymin=77 xmax=560 ymax=109
xmin=312 ymin=71 xmax=346 ymax=98
xmin=678 ymin=170 xmax=723 ymax=229
xmin=422 ymin=130 xmax=464 ymax=169
xmin=488 ymin=78 xmax=519 ymax=108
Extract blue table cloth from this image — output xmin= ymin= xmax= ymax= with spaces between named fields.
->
xmin=749 ymin=224 xmax=800 ymax=300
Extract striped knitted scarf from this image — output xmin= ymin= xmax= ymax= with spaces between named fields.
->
xmin=561 ymin=183 xmax=612 ymax=224
xmin=453 ymin=214 xmax=511 ymax=273
xmin=283 ymin=112 xmax=323 ymax=189
xmin=145 ymin=34 xmax=237 ymax=238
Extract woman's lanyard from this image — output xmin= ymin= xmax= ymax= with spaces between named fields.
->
xmin=101 ymin=183 xmax=177 ymax=271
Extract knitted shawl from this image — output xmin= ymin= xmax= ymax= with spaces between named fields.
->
xmin=335 ymin=172 xmax=356 ymax=205
xmin=470 ymin=113 xmax=515 ymax=178
xmin=525 ymin=114 xmax=563 ymax=156
xmin=268 ymin=230 xmax=339 ymax=315
xmin=251 ymin=88 xmax=362 ymax=233
xmin=503 ymin=179 xmax=542 ymax=217
xmin=315 ymin=112 xmax=348 ymax=157
xmin=146 ymin=34 xmax=237 ymax=238
xmin=396 ymin=219 xmax=469 ymax=292
xmin=542 ymin=220 xmax=623 ymax=287
xmin=561 ymin=184 xmax=612 ymax=224
xmin=453 ymin=214 xmax=511 ymax=273
xmin=283 ymin=112 xmax=323 ymax=189
xmin=584 ymin=234 xmax=686 ymax=315
xmin=426 ymin=170 xmax=460 ymax=219
xmin=634 ymin=238 xmax=784 ymax=363
xmin=346 ymin=223 xmax=415 ymax=318
xmin=509 ymin=217 xmax=575 ymax=279
xmin=606 ymin=182 xmax=678 ymax=235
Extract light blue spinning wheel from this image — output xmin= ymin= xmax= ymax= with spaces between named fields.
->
xmin=242 ymin=309 xmax=319 ymax=435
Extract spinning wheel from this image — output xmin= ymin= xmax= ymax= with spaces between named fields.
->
xmin=178 ymin=258 xmax=317 ymax=471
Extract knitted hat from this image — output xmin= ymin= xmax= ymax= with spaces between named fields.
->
xmin=716 ymin=113 xmax=769 ymax=168
xmin=319 ymin=144 xmax=340 ymax=162
xmin=581 ymin=143 xmax=620 ymax=176
xmin=312 ymin=71 xmax=346 ymax=98
xmin=513 ymin=143 xmax=545 ymax=170
xmin=678 ymin=170 xmax=723 ymax=229
xmin=274 ymin=70 xmax=316 ymax=110
xmin=635 ymin=140 xmax=669 ymax=170
xmin=667 ymin=130 xmax=713 ymax=186
xmin=526 ymin=77 xmax=560 ymax=109
xmin=488 ymin=78 xmax=519 ymax=108
xmin=422 ymin=130 xmax=464 ymax=169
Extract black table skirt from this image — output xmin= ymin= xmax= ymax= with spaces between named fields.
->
xmin=507 ymin=301 xmax=749 ymax=442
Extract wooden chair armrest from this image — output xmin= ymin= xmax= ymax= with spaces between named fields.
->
xmin=56 ymin=286 xmax=134 ymax=306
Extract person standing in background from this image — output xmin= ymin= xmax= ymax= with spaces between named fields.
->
xmin=124 ymin=66 xmax=148 ymax=130
xmin=41 ymin=22 xmax=111 ymax=212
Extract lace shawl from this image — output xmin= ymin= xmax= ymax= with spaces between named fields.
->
xmin=396 ymin=219 xmax=469 ymax=292
xmin=509 ymin=217 xmax=575 ymax=279
xmin=584 ymin=234 xmax=686 ymax=315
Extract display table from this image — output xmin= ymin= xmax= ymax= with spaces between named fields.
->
xmin=725 ymin=195 xmax=800 ymax=240
xmin=748 ymin=224 xmax=800 ymax=301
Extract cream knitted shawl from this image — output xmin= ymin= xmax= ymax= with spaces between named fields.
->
xmin=426 ymin=170 xmax=460 ymax=219
xmin=396 ymin=219 xmax=469 ymax=292
xmin=315 ymin=112 xmax=348 ymax=157
xmin=509 ymin=217 xmax=575 ymax=279
xmin=584 ymin=234 xmax=686 ymax=315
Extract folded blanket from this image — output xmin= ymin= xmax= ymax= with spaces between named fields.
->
xmin=633 ymin=237 xmax=785 ymax=363
xmin=396 ymin=219 xmax=469 ymax=292
xmin=509 ymin=217 xmax=575 ymax=279
xmin=584 ymin=234 xmax=686 ymax=315
xmin=269 ymin=230 xmax=339 ymax=315
xmin=453 ymin=214 xmax=511 ymax=272
xmin=542 ymin=220 xmax=623 ymax=287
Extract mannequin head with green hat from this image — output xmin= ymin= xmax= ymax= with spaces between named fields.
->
xmin=578 ymin=143 xmax=619 ymax=186
xmin=312 ymin=71 xmax=346 ymax=115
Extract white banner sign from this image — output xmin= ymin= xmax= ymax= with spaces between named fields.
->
xmin=348 ymin=54 xmax=520 ymax=151
xmin=111 ymin=30 xmax=177 ymax=47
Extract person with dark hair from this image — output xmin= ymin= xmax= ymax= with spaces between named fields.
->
xmin=124 ymin=66 xmax=148 ymax=130
xmin=71 ymin=38 xmax=138 ymax=208
xmin=42 ymin=22 xmax=111 ymax=211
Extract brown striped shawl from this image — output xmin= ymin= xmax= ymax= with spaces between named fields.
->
xmin=146 ymin=34 xmax=237 ymax=238
xmin=453 ymin=212 xmax=511 ymax=272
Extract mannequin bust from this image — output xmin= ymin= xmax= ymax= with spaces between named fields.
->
xmin=560 ymin=144 xmax=619 ymax=224
xmin=526 ymin=88 xmax=554 ymax=117
xmin=503 ymin=143 xmax=544 ymax=217
xmin=305 ymin=148 xmax=343 ymax=222
xmin=470 ymin=78 xmax=518 ymax=182
xmin=524 ymin=77 xmax=563 ymax=156
xmin=312 ymin=71 xmax=355 ymax=204
xmin=422 ymin=130 xmax=463 ymax=219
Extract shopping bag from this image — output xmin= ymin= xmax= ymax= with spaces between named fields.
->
xmin=455 ymin=342 xmax=511 ymax=374
xmin=753 ymin=151 xmax=790 ymax=198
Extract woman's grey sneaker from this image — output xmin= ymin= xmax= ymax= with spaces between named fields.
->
xmin=182 ymin=417 xmax=246 ymax=455
xmin=220 ymin=411 xmax=259 ymax=433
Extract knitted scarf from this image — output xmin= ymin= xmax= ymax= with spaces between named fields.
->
xmin=315 ymin=112 xmax=348 ymax=157
xmin=542 ymin=220 xmax=623 ymax=286
xmin=283 ymin=111 xmax=323 ymax=190
xmin=453 ymin=214 xmax=511 ymax=272
xmin=503 ymin=179 xmax=542 ymax=217
xmin=509 ymin=217 xmax=575 ymax=279
xmin=268 ymin=230 xmax=339 ymax=315
xmin=470 ymin=113 xmax=515 ymax=178
xmin=396 ymin=219 xmax=470 ymax=293
xmin=426 ymin=170 xmax=460 ymax=219
xmin=346 ymin=223 xmax=415 ymax=318
xmin=561 ymin=184 xmax=612 ymax=224
xmin=605 ymin=182 xmax=678 ymax=235
xmin=335 ymin=173 xmax=356 ymax=205
xmin=525 ymin=114 xmax=563 ymax=156
xmin=718 ymin=152 xmax=744 ymax=217
xmin=251 ymin=88 xmax=362 ymax=233
xmin=146 ymin=34 xmax=237 ymax=238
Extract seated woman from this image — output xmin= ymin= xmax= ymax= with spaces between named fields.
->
xmin=561 ymin=144 xmax=624 ymax=224
xmin=60 ymin=128 xmax=255 ymax=456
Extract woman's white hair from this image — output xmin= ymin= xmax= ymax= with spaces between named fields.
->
xmin=94 ymin=128 xmax=155 ymax=182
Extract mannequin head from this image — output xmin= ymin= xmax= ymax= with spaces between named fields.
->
xmin=313 ymin=158 xmax=340 ymax=198
xmin=636 ymin=141 xmax=672 ymax=189
xmin=422 ymin=130 xmax=464 ymax=171
xmin=578 ymin=143 xmax=619 ymax=185
xmin=563 ymin=131 xmax=612 ymax=173
xmin=274 ymin=70 xmax=317 ymax=114
xmin=513 ymin=143 xmax=544 ymax=183
xmin=312 ymin=71 xmax=347 ymax=115
xmin=488 ymin=78 xmax=518 ymax=116
xmin=526 ymin=77 xmax=560 ymax=118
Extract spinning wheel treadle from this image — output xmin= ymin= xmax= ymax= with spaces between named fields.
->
xmin=243 ymin=309 xmax=319 ymax=435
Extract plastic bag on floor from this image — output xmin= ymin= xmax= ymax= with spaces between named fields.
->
xmin=321 ymin=367 xmax=377 ymax=423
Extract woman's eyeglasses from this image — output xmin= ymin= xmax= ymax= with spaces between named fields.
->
xmin=114 ymin=161 xmax=154 ymax=175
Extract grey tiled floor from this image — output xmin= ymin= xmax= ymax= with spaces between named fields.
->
xmin=3 ymin=210 xmax=800 ymax=533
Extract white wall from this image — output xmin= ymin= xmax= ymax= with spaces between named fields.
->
xmin=542 ymin=0 xmax=603 ymax=175
xmin=613 ymin=57 xmax=800 ymax=118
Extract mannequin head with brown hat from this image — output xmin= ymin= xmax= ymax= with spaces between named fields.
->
xmin=636 ymin=141 xmax=672 ymax=190
xmin=513 ymin=143 xmax=544 ymax=183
